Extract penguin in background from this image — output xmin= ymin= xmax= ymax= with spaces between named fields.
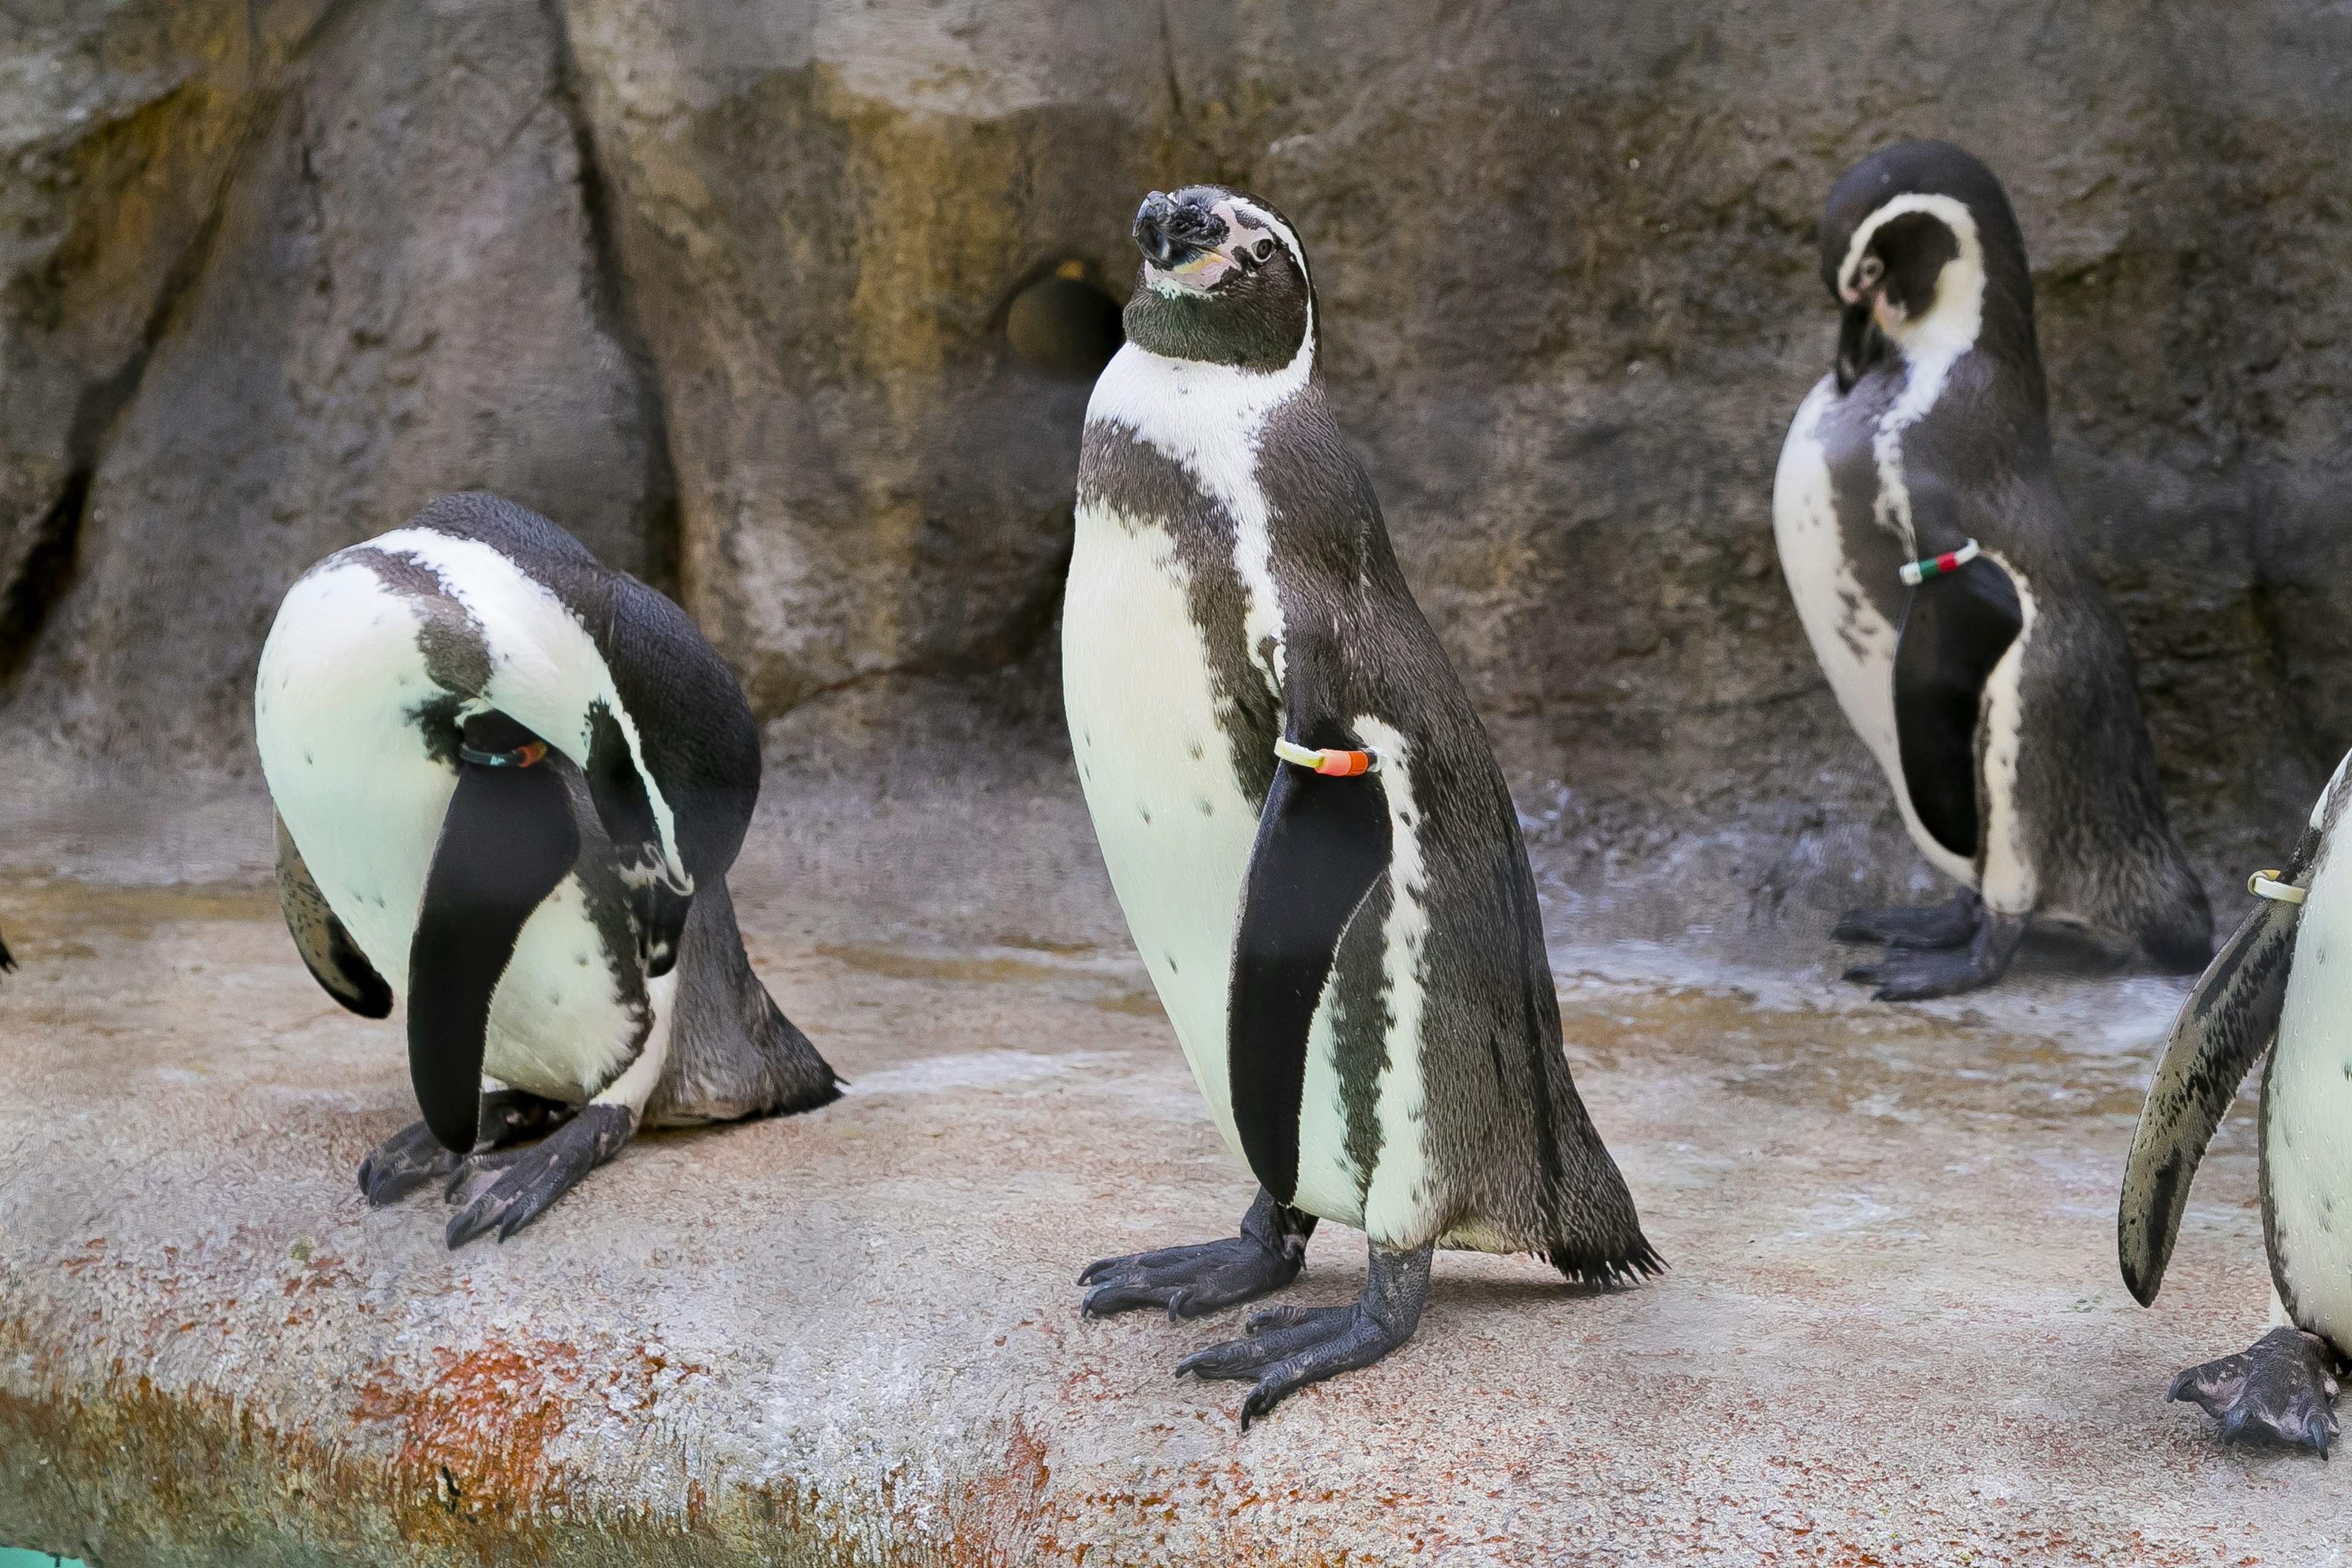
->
xmin=2120 ymin=754 xmax=2352 ymax=1456
xmin=255 ymin=492 xmax=839 ymax=1247
xmin=1771 ymin=140 xmax=2211 ymax=999
xmin=1064 ymin=186 xmax=1659 ymax=1427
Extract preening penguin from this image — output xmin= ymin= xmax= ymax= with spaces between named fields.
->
xmin=1771 ymin=140 xmax=2209 ymax=999
xmin=255 ymin=493 xmax=839 ymax=1247
xmin=2119 ymin=757 xmax=2352 ymax=1456
xmin=1065 ymin=186 xmax=1659 ymax=1427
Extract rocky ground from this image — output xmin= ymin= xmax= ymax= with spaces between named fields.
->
xmin=1 ymin=714 xmax=2339 ymax=1567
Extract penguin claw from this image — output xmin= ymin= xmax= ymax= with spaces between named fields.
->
xmin=1842 ymin=909 xmax=2024 ymax=1001
xmin=1178 ymin=1300 xmax=1414 ymax=1431
xmin=1177 ymin=1240 xmax=1431 ymax=1431
xmin=1078 ymin=1233 xmax=1306 ymax=1321
xmin=440 ymin=1104 xmax=634 ymax=1249
xmin=356 ymin=1121 xmax=457 ymax=1207
xmin=357 ymin=1092 xmax=579 ymax=1211
xmin=2170 ymin=1327 xmax=2341 ymax=1458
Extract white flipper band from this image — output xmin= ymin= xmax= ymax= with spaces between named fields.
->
xmin=1898 ymin=538 xmax=1981 ymax=586
xmin=2249 ymin=870 xmax=2308 ymax=905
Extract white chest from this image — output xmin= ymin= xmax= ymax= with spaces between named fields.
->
xmin=2268 ymin=835 xmax=2352 ymax=1342
xmin=256 ymin=560 xmax=641 ymax=1102
xmin=1774 ymin=374 xmax=1985 ymax=890
xmin=1062 ymin=505 xmax=1261 ymax=1164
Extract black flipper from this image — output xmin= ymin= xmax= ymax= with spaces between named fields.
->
xmin=407 ymin=717 xmax=580 ymax=1153
xmin=2119 ymin=827 xmax=2317 ymax=1307
xmin=0 ymin=925 xmax=13 ymax=974
xmin=273 ymin=812 xmax=392 ymax=1018
xmin=1228 ymin=725 xmax=1391 ymax=1205
xmin=1892 ymin=547 xmax=2022 ymax=861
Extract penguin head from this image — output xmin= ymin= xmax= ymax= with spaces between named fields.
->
xmin=1120 ymin=185 xmax=1315 ymax=371
xmin=1817 ymin=141 xmax=2041 ymax=401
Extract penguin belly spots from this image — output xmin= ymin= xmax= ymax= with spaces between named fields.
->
xmin=481 ymin=875 xmax=643 ymax=1102
xmin=1063 ymin=505 xmax=1261 ymax=1166
xmin=2269 ymin=839 xmax=2352 ymax=1344
xmin=256 ymin=562 xmax=462 ymax=991
xmin=1773 ymin=375 xmax=1973 ymax=888
xmin=1352 ymin=718 xmax=1434 ymax=1248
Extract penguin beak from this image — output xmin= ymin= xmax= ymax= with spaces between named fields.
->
xmin=1134 ymin=191 xmax=1234 ymax=290
xmin=1836 ymin=300 xmax=1880 ymax=394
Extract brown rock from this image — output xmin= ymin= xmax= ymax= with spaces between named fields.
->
xmin=2 ymin=0 xmax=661 ymax=772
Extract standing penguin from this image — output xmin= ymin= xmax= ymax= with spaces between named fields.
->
xmin=1065 ymin=186 xmax=1659 ymax=1427
xmin=255 ymin=492 xmax=839 ymax=1247
xmin=2119 ymin=756 xmax=2352 ymax=1455
xmin=1771 ymin=140 xmax=2210 ymax=999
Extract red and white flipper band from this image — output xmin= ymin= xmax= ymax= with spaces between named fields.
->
xmin=1898 ymin=538 xmax=1981 ymax=586
xmin=2248 ymin=869 xmax=2307 ymax=905
xmin=1273 ymin=739 xmax=1379 ymax=777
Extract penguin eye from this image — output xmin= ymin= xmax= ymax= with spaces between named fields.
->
xmin=1253 ymin=238 xmax=1275 ymax=262
xmin=1857 ymin=255 xmax=1884 ymax=288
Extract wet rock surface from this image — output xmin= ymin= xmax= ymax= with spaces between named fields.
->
xmin=0 ymin=761 xmax=2336 ymax=1567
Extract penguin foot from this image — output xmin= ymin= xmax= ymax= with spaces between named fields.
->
xmin=442 ymin=1103 xmax=634 ymax=1247
xmin=2170 ymin=1326 xmax=2341 ymax=1457
xmin=1079 ymin=1188 xmax=1314 ymax=1320
xmin=1843 ymin=908 xmax=2024 ymax=1001
xmin=356 ymin=1090 xmax=578 ymax=1207
xmin=358 ymin=1122 xmax=456 ymax=1206
xmin=1174 ymin=1240 xmax=1431 ymax=1430
xmin=1833 ymin=889 xmax=1981 ymax=949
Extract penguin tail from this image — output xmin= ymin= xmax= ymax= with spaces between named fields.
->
xmin=1547 ymin=1233 xmax=1666 ymax=1290
xmin=760 ymin=993 xmax=845 ymax=1115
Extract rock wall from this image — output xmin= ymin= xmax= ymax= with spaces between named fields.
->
xmin=2 ymin=0 xmax=2346 ymax=907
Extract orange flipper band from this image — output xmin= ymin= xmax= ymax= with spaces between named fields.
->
xmin=458 ymin=739 xmax=550 ymax=769
xmin=1272 ymin=739 xmax=1378 ymax=777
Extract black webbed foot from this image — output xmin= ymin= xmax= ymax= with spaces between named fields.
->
xmin=442 ymin=1103 xmax=633 ymax=1248
xmin=2171 ymin=1326 xmax=2341 ymax=1457
xmin=358 ymin=1122 xmax=455 ymax=1206
xmin=1175 ymin=1240 xmax=1431 ymax=1430
xmin=1080 ymin=1188 xmax=1314 ymax=1321
xmin=1833 ymin=889 xmax=1981 ymax=949
xmin=1844 ymin=907 xmax=2024 ymax=1001
xmin=356 ymin=1090 xmax=576 ymax=1207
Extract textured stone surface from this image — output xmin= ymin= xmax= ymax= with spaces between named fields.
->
xmin=1 ymin=0 xmax=660 ymax=771
xmin=0 ymin=0 xmax=331 ymax=669
xmin=543 ymin=0 xmax=2352 ymax=871
xmin=0 ymin=768 xmax=2335 ymax=1567
xmin=1 ymin=0 xmax=2346 ymax=911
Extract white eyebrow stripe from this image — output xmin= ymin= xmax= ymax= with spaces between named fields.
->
xmin=1221 ymin=195 xmax=1317 ymax=368
xmin=1836 ymin=191 xmax=1979 ymax=296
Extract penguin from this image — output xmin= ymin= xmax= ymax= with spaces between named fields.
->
xmin=255 ymin=492 xmax=839 ymax=1248
xmin=1064 ymin=186 xmax=1659 ymax=1427
xmin=1770 ymin=140 xmax=2211 ymax=999
xmin=2119 ymin=753 xmax=2352 ymax=1455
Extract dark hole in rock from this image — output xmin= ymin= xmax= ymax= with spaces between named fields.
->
xmin=1005 ymin=267 xmax=1123 ymax=377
